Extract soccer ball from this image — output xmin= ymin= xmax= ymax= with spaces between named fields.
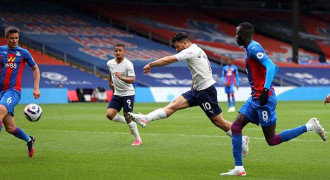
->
xmin=24 ymin=104 xmax=42 ymax=122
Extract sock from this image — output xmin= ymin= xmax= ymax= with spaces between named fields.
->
xmin=112 ymin=114 xmax=126 ymax=123
xmin=128 ymin=121 xmax=141 ymax=141
xmin=232 ymin=94 xmax=236 ymax=107
xmin=279 ymin=125 xmax=307 ymax=142
xmin=235 ymin=166 xmax=244 ymax=171
xmin=0 ymin=120 xmax=2 ymax=132
xmin=232 ymin=121 xmax=243 ymax=166
xmin=11 ymin=127 xmax=31 ymax=142
xmin=306 ymin=123 xmax=313 ymax=131
xmin=232 ymin=134 xmax=243 ymax=166
xmin=227 ymin=98 xmax=231 ymax=108
xmin=226 ymin=129 xmax=232 ymax=137
xmin=147 ymin=108 xmax=167 ymax=122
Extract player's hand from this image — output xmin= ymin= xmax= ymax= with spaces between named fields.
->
xmin=259 ymin=88 xmax=269 ymax=106
xmin=224 ymin=83 xmax=228 ymax=86
xmin=236 ymin=86 xmax=239 ymax=90
xmin=114 ymin=72 xmax=121 ymax=79
xmin=33 ymin=89 xmax=40 ymax=99
xmin=325 ymin=94 xmax=330 ymax=105
xmin=144 ymin=64 xmax=151 ymax=75
xmin=109 ymin=82 xmax=114 ymax=90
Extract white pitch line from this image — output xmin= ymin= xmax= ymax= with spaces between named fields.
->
xmin=32 ymin=129 xmax=327 ymax=143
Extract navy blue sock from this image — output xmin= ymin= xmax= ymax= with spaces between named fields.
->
xmin=279 ymin=125 xmax=307 ymax=142
xmin=11 ymin=127 xmax=31 ymax=142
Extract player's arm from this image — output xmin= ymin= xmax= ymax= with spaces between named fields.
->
xmin=260 ymin=58 xmax=278 ymax=90
xmin=115 ymin=72 xmax=135 ymax=84
xmin=235 ymin=66 xmax=240 ymax=89
xmin=32 ymin=65 xmax=40 ymax=99
xmin=144 ymin=55 xmax=178 ymax=75
xmin=251 ymin=47 xmax=278 ymax=105
xmin=108 ymin=71 xmax=114 ymax=90
xmin=325 ymin=93 xmax=330 ymax=105
xmin=259 ymin=57 xmax=278 ymax=105
xmin=24 ymin=50 xmax=40 ymax=99
xmin=221 ymin=67 xmax=226 ymax=85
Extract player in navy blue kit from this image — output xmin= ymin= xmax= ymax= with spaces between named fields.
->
xmin=221 ymin=22 xmax=326 ymax=176
xmin=0 ymin=26 xmax=40 ymax=157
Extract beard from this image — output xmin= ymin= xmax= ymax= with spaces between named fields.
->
xmin=236 ymin=39 xmax=244 ymax=46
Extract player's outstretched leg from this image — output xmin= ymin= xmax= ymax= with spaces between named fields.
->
xmin=306 ymin=117 xmax=326 ymax=141
xmin=128 ymin=108 xmax=167 ymax=128
xmin=27 ymin=136 xmax=36 ymax=157
xmin=128 ymin=112 xmax=148 ymax=127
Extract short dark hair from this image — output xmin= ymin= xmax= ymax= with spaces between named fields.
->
xmin=5 ymin=26 xmax=19 ymax=38
xmin=114 ymin=43 xmax=125 ymax=49
xmin=171 ymin=32 xmax=190 ymax=44
xmin=238 ymin=22 xmax=254 ymax=36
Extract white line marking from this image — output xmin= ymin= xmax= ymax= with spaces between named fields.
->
xmin=32 ymin=129 xmax=327 ymax=143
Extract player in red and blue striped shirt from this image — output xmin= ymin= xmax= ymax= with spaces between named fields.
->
xmin=221 ymin=22 xmax=326 ymax=176
xmin=222 ymin=59 xmax=239 ymax=112
xmin=0 ymin=26 xmax=40 ymax=157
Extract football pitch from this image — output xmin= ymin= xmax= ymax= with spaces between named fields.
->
xmin=0 ymin=101 xmax=329 ymax=179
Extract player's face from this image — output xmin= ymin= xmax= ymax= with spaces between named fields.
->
xmin=7 ymin=32 xmax=19 ymax=49
xmin=235 ymin=26 xmax=245 ymax=46
xmin=172 ymin=41 xmax=187 ymax=52
xmin=228 ymin=59 xmax=232 ymax=65
xmin=114 ymin=46 xmax=125 ymax=60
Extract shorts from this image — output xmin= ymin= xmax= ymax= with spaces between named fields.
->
xmin=0 ymin=89 xmax=21 ymax=116
xmin=239 ymin=95 xmax=277 ymax=127
xmin=107 ymin=95 xmax=134 ymax=112
xmin=225 ymin=85 xmax=234 ymax=94
xmin=182 ymin=85 xmax=222 ymax=117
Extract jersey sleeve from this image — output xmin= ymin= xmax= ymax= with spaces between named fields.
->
xmin=221 ymin=67 xmax=226 ymax=84
xmin=107 ymin=60 xmax=111 ymax=70
xmin=22 ymin=49 xmax=36 ymax=67
xmin=174 ymin=49 xmax=195 ymax=62
xmin=127 ymin=62 xmax=135 ymax=77
xmin=248 ymin=45 xmax=278 ymax=89
xmin=234 ymin=65 xmax=240 ymax=86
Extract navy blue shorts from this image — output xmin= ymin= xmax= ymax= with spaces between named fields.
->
xmin=107 ymin=95 xmax=134 ymax=112
xmin=182 ymin=85 xmax=222 ymax=117
xmin=239 ymin=95 xmax=277 ymax=127
xmin=0 ymin=89 xmax=21 ymax=116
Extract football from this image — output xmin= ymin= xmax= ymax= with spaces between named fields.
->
xmin=24 ymin=104 xmax=42 ymax=122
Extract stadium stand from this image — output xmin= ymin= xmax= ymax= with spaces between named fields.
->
xmin=75 ymin=3 xmax=330 ymax=67
xmin=0 ymin=1 xmax=252 ymax=88
xmin=0 ymin=1 xmax=328 ymax=89
xmin=204 ymin=9 xmax=330 ymax=64
xmin=0 ymin=37 xmax=109 ymax=102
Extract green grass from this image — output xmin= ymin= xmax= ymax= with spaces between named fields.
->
xmin=0 ymin=101 xmax=329 ymax=179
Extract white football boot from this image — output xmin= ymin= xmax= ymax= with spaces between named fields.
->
xmin=220 ymin=168 xmax=246 ymax=176
xmin=128 ymin=112 xmax=148 ymax=128
xmin=307 ymin=117 xmax=326 ymax=141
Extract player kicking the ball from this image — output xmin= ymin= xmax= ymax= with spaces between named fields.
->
xmin=106 ymin=44 xmax=142 ymax=146
xmin=128 ymin=32 xmax=249 ymax=156
xmin=0 ymin=26 xmax=40 ymax=157
xmin=220 ymin=22 xmax=326 ymax=176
